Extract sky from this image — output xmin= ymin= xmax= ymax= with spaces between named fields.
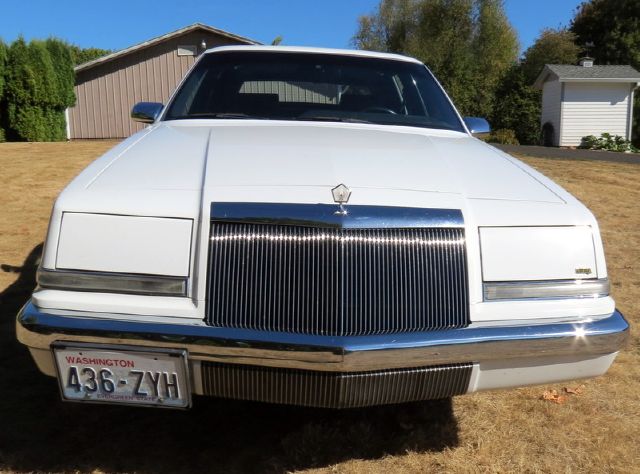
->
xmin=0 ymin=0 xmax=582 ymax=54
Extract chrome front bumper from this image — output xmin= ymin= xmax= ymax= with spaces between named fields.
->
xmin=17 ymin=301 xmax=629 ymax=373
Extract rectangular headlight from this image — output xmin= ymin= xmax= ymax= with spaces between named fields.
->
xmin=55 ymin=213 xmax=193 ymax=277
xmin=480 ymin=226 xmax=597 ymax=281
xmin=37 ymin=268 xmax=187 ymax=297
xmin=483 ymin=279 xmax=610 ymax=301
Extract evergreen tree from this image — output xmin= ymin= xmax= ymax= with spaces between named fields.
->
xmin=4 ymin=37 xmax=75 ymax=141
xmin=0 ymin=39 xmax=7 ymax=141
xmin=45 ymin=38 xmax=76 ymax=109
xmin=26 ymin=40 xmax=58 ymax=108
xmin=0 ymin=40 xmax=6 ymax=100
xmin=5 ymin=38 xmax=37 ymax=140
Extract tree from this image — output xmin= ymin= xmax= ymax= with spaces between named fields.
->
xmin=0 ymin=39 xmax=7 ymax=141
xmin=5 ymin=38 xmax=40 ymax=140
xmin=490 ymin=64 xmax=541 ymax=145
xmin=0 ymin=40 xmax=6 ymax=98
xmin=489 ymin=27 xmax=582 ymax=145
xmin=0 ymin=38 xmax=106 ymax=141
xmin=68 ymin=45 xmax=111 ymax=66
xmin=409 ymin=0 xmax=476 ymax=114
xmin=571 ymin=0 xmax=640 ymax=68
xmin=4 ymin=37 xmax=76 ymax=141
xmin=520 ymin=28 xmax=581 ymax=84
xmin=471 ymin=0 xmax=520 ymax=117
xmin=353 ymin=0 xmax=417 ymax=53
xmin=5 ymin=38 xmax=54 ymax=140
xmin=353 ymin=0 xmax=518 ymax=118
xmin=45 ymin=38 xmax=76 ymax=109
xmin=571 ymin=0 xmax=640 ymax=145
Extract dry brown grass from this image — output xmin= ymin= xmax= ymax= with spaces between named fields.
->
xmin=0 ymin=142 xmax=638 ymax=473
xmin=0 ymin=141 xmax=117 ymax=291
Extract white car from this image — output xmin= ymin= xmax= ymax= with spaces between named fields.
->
xmin=17 ymin=46 xmax=628 ymax=409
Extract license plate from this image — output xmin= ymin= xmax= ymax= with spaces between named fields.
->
xmin=52 ymin=344 xmax=191 ymax=409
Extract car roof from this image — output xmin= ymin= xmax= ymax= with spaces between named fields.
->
xmin=202 ymin=45 xmax=424 ymax=65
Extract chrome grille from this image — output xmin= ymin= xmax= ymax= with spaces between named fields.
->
xmin=206 ymin=219 xmax=469 ymax=336
xmin=201 ymin=362 xmax=473 ymax=408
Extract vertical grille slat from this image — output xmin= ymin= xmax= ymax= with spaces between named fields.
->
xmin=207 ymin=222 xmax=469 ymax=336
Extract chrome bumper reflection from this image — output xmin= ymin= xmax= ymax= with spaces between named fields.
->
xmin=17 ymin=301 xmax=629 ymax=372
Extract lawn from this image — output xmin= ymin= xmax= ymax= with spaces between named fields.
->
xmin=0 ymin=141 xmax=638 ymax=473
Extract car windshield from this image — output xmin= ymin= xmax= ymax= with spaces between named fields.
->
xmin=164 ymin=51 xmax=465 ymax=132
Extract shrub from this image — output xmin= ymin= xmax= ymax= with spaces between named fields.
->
xmin=580 ymin=133 xmax=639 ymax=153
xmin=580 ymin=135 xmax=599 ymax=149
xmin=487 ymin=128 xmax=520 ymax=145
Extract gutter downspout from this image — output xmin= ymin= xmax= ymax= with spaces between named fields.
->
xmin=64 ymin=108 xmax=71 ymax=141
xmin=628 ymin=83 xmax=638 ymax=142
xmin=559 ymin=82 xmax=566 ymax=147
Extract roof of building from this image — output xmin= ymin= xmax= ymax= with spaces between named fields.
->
xmin=202 ymin=45 xmax=423 ymax=64
xmin=75 ymin=23 xmax=260 ymax=73
xmin=534 ymin=64 xmax=640 ymax=89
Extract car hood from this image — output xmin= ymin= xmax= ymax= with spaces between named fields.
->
xmin=81 ymin=121 xmax=563 ymax=205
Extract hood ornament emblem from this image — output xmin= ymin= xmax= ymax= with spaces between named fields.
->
xmin=331 ymin=184 xmax=351 ymax=216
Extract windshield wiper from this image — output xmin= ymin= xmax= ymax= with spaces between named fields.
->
xmin=168 ymin=112 xmax=266 ymax=120
xmin=295 ymin=115 xmax=374 ymax=124
xmin=168 ymin=113 xmax=374 ymax=124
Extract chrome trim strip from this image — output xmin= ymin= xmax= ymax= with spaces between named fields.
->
xmin=37 ymin=268 xmax=188 ymax=297
xmin=17 ymin=301 xmax=629 ymax=372
xmin=210 ymin=203 xmax=464 ymax=229
xmin=483 ymin=278 xmax=610 ymax=301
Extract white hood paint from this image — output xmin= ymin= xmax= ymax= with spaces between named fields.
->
xmin=78 ymin=121 xmax=564 ymax=204
xmin=53 ymin=120 xmax=588 ymax=227
xmin=204 ymin=123 xmax=563 ymax=203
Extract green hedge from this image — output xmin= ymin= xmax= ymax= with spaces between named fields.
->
xmin=1 ymin=37 xmax=75 ymax=141
xmin=0 ymin=39 xmax=7 ymax=140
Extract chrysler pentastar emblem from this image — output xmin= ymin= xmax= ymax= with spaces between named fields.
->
xmin=331 ymin=184 xmax=351 ymax=216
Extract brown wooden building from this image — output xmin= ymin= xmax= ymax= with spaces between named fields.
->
xmin=68 ymin=23 xmax=259 ymax=139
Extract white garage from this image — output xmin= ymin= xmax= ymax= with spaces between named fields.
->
xmin=533 ymin=59 xmax=640 ymax=147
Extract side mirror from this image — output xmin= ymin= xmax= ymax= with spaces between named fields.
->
xmin=131 ymin=102 xmax=164 ymax=123
xmin=464 ymin=117 xmax=491 ymax=137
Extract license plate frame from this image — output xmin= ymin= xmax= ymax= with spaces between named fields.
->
xmin=52 ymin=342 xmax=192 ymax=409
